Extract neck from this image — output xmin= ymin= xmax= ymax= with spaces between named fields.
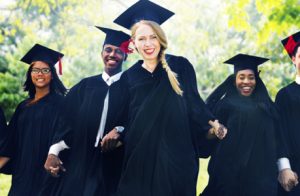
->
xmin=143 ymin=59 xmax=158 ymax=72
xmin=105 ymin=69 xmax=121 ymax=77
xmin=34 ymin=88 xmax=50 ymax=101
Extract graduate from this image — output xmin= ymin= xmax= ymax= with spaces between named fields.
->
xmin=0 ymin=44 xmax=66 ymax=196
xmin=201 ymin=54 xmax=286 ymax=196
xmin=276 ymin=31 xmax=300 ymax=195
xmin=113 ymin=1 xmax=227 ymax=195
xmin=42 ymin=27 xmax=131 ymax=196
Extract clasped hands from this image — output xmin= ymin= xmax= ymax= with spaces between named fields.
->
xmin=44 ymin=128 xmax=122 ymax=177
xmin=278 ymin=168 xmax=298 ymax=192
xmin=208 ymin=120 xmax=227 ymax=140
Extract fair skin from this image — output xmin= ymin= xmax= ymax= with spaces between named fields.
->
xmin=235 ymin=69 xmax=256 ymax=97
xmin=31 ymin=61 xmax=52 ymax=101
xmin=45 ymin=44 xmax=126 ymax=177
xmin=132 ymin=23 xmax=161 ymax=73
xmin=292 ymin=46 xmax=300 ymax=76
xmin=133 ymin=23 xmax=227 ymax=139
xmin=278 ymin=46 xmax=300 ymax=191
xmin=278 ymin=169 xmax=298 ymax=191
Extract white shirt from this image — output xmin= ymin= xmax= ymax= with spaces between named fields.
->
xmin=49 ymin=71 xmax=123 ymax=156
xmin=276 ymin=77 xmax=300 ymax=171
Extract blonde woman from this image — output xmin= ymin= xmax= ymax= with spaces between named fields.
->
xmin=113 ymin=1 xmax=226 ymax=195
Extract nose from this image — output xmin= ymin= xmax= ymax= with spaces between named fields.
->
xmin=144 ymin=38 xmax=151 ymax=46
xmin=243 ymin=78 xmax=250 ymax=84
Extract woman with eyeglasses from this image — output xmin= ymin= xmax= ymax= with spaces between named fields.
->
xmin=0 ymin=44 xmax=67 ymax=196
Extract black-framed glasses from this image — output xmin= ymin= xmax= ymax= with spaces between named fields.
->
xmin=31 ymin=68 xmax=51 ymax=74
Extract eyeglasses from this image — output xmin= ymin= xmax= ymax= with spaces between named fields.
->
xmin=31 ymin=68 xmax=51 ymax=74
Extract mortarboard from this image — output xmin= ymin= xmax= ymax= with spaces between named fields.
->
xmin=113 ymin=0 xmax=174 ymax=30
xmin=224 ymin=53 xmax=269 ymax=74
xmin=20 ymin=44 xmax=64 ymax=74
xmin=95 ymin=26 xmax=132 ymax=54
xmin=281 ymin=31 xmax=300 ymax=59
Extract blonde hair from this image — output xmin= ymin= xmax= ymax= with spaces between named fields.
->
xmin=131 ymin=20 xmax=183 ymax=96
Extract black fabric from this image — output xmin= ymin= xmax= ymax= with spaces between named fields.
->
xmin=0 ymin=107 xmax=7 ymax=155
xmin=116 ymin=54 xmax=214 ymax=196
xmin=43 ymin=75 xmax=127 ymax=196
xmin=0 ymin=107 xmax=11 ymax=174
xmin=201 ymin=77 xmax=281 ymax=196
xmin=2 ymin=93 xmax=63 ymax=196
xmin=276 ymin=82 xmax=300 ymax=196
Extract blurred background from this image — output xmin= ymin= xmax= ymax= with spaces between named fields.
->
xmin=0 ymin=0 xmax=299 ymax=195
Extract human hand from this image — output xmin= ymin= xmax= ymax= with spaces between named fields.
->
xmin=101 ymin=128 xmax=122 ymax=153
xmin=44 ymin=154 xmax=65 ymax=177
xmin=278 ymin=169 xmax=298 ymax=192
xmin=208 ymin=120 xmax=227 ymax=139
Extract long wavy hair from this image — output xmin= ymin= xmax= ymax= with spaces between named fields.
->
xmin=131 ymin=20 xmax=183 ymax=96
xmin=23 ymin=63 xmax=67 ymax=98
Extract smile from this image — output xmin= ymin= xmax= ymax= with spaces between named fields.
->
xmin=144 ymin=48 xmax=155 ymax=55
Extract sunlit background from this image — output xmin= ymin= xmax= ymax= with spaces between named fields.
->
xmin=0 ymin=0 xmax=299 ymax=195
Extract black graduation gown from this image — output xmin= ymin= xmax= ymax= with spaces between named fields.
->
xmin=47 ymin=75 xmax=126 ymax=196
xmin=116 ymin=54 xmax=214 ymax=196
xmin=0 ymin=107 xmax=7 ymax=155
xmin=201 ymin=95 xmax=279 ymax=196
xmin=0 ymin=107 xmax=10 ymax=174
xmin=275 ymin=82 xmax=300 ymax=195
xmin=5 ymin=93 xmax=63 ymax=196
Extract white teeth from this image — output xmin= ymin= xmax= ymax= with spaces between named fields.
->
xmin=108 ymin=60 xmax=116 ymax=63
xmin=37 ymin=79 xmax=44 ymax=82
xmin=242 ymin=87 xmax=251 ymax=90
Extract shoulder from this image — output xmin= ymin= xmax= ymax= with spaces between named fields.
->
xmin=71 ymin=74 xmax=104 ymax=90
xmin=125 ymin=60 xmax=143 ymax=74
xmin=166 ymin=54 xmax=194 ymax=73
xmin=276 ymin=82 xmax=295 ymax=101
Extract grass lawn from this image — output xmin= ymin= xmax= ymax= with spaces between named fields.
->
xmin=0 ymin=158 xmax=209 ymax=196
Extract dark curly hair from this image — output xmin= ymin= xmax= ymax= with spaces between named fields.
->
xmin=23 ymin=63 xmax=67 ymax=98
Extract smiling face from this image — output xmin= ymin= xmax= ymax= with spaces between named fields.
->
xmin=101 ymin=44 xmax=125 ymax=76
xmin=132 ymin=23 xmax=161 ymax=64
xmin=30 ymin=61 xmax=52 ymax=91
xmin=235 ymin=69 xmax=256 ymax=97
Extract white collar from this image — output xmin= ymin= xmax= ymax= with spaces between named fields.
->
xmin=295 ymin=75 xmax=300 ymax=85
xmin=102 ymin=71 xmax=123 ymax=86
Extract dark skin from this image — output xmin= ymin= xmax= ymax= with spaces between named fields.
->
xmin=44 ymin=44 xmax=126 ymax=177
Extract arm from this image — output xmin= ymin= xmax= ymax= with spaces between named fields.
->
xmin=181 ymin=57 xmax=227 ymax=139
xmin=275 ymin=90 xmax=298 ymax=191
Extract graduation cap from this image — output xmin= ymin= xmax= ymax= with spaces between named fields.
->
xmin=224 ymin=53 xmax=269 ymax=74
xmin=20 ymin=44 xmax=64 ymax=74
xmin=113 ymin=0 xmax=174 ymax=30
xmin=281 ymin=31 xmax=300 ymax=59
xmin=95 ymin=26 xmax=132 ymax=54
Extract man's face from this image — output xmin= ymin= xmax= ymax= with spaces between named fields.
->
xmin=101 ymin=44 xmax=125 ymax=76
xmin=292 ymin=46 xmax=300 ymax=75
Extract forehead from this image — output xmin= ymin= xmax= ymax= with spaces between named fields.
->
xmin=31 ymin=61 xmax=50 ymax=68
xmin=236 ymin=69 xmax=255 ymax=75
xmin=135 ymin=24 xmax=155 ymax=36
xmin=103 ymin=44 xmax=120 ymax=50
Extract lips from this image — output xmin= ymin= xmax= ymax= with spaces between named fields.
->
xmin=240 ymin=86 xmax=253 ymax=94
xmin=144 ymin=48 xmax=155 ymax=55
xmin=106 ymin=58 xmax=118 ymax=65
